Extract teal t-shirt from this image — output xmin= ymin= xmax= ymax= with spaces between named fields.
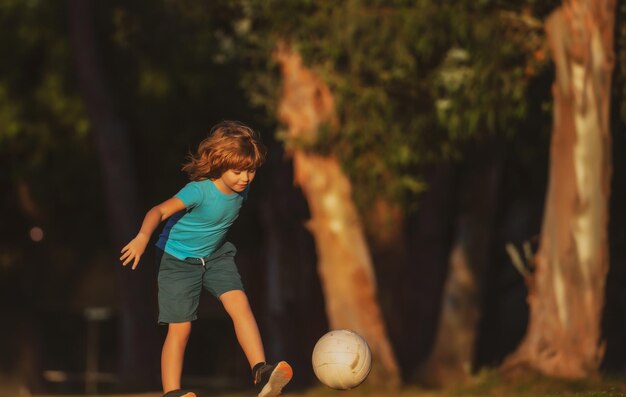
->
xmin=156 ymin=179 xmax=248 ymax=260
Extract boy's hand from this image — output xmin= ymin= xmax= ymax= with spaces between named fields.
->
xmin=120 ymin=233 xmax=149 ymax=270
xmin=119 ymin=198 xmax=183 ymax=270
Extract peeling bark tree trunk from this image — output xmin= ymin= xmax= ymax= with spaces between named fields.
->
xmin=502 ymin=0 xmax=615 ymax=378
xmin=68 ymin=0 xmax=160 ymax=390
xmin=423 ymin=147 xmax=502 ymax=386
xmin=274 ymin=44 xmax=400 ymax=388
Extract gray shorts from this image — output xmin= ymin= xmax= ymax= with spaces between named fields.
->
xmin=156 ymin=242 xmax=244 ymax=324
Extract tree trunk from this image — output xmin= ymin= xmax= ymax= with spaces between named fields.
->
xmin=68 ymin=0 xmax=160 ymax=390
xmin=365 ymin=198 xmax=406 ymax=381
xmin=502 ymin=0 xmax=615 ymax=378
xmin=402 ymin=164 xmax=457 ymax=380
xmin=274 ymin=44 xmax=401 ymax=388
xmin=423 ymin=146 xmax=502 ymax=386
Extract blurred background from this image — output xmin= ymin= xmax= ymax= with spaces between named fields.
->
xmin=1 ymin=0 xmax=626 ymax=395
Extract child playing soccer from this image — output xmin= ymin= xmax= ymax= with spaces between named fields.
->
xmin=120 ymin=121 xmax=292 ymax=397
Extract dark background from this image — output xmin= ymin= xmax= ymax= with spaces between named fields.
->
xmin=1 ymin=0 xmax=625 ymax=394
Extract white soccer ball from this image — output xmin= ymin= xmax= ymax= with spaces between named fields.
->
xmin=312 ymin=329 xmax=372 ymax=390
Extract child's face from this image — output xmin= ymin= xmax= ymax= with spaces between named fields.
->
xmin=216 ymin=169 xmax=256 ymax=194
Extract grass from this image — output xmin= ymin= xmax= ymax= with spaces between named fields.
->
xmin=230 ymin=370 xmax=626 ymax=397
xmin=443 ymin=369 xmax=626 ymax=397
xmin=2 ymin=371 xmax=625 ymax=397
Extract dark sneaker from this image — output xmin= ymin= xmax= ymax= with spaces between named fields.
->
xmin=254 ymin=361 xmax=293 ymax=397
xmin=162 ymin=389 xmax=198 ymax=397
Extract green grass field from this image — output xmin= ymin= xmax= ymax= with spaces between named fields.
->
xmin=3 ymin=371 xmax=625 ymax=397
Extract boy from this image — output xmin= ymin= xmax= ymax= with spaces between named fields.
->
xmin=120 ymin=121 xmax=292 ymax=397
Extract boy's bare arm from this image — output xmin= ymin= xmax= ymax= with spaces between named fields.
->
xmin=120 ymin=197 xmax=186 ymax=269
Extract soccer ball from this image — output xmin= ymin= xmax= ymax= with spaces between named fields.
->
xmin=312 ymin=329 xmax=372 ymax=390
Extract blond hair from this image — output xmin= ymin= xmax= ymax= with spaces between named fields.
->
xmin=182 ymin=121 xmax=267 ymax=181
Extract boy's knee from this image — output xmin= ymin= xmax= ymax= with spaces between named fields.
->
xmin=220 ymin=289 xmax=248 ymax=303
xmin=220 ymin=290 xmax=252 ymax=313
xmin=167 ymin=322 xmax=192 ymax=339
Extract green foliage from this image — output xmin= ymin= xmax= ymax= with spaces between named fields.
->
xmin=0 ymin=0 xmax=89 ymax=173
xmin=236 ymin=0 xmax=555 ymax=211
xmin=238 ymin=1 xmax=447 ymax=209
xmin=434 ymin=2 xmax=553 ymax=142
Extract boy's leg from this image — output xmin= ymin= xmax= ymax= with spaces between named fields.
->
xmin=161 ymin=322 xmax=192 ymax=393
xmin=219 ymin=290 xmax=265 ymax=368
xmin=207 ymin=245 xmax=292 ymax=395
xmin=220 ymin=290 xmax=292 ymax=397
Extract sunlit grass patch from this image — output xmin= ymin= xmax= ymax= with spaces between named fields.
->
xmin=447 ymin=368 xmax=626 ymax=397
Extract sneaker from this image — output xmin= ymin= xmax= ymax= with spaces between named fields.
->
xmin=254 ymin=361 xmax=293 ymax=397
xmin=162 ymin=389 xmax=198 ymax=397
